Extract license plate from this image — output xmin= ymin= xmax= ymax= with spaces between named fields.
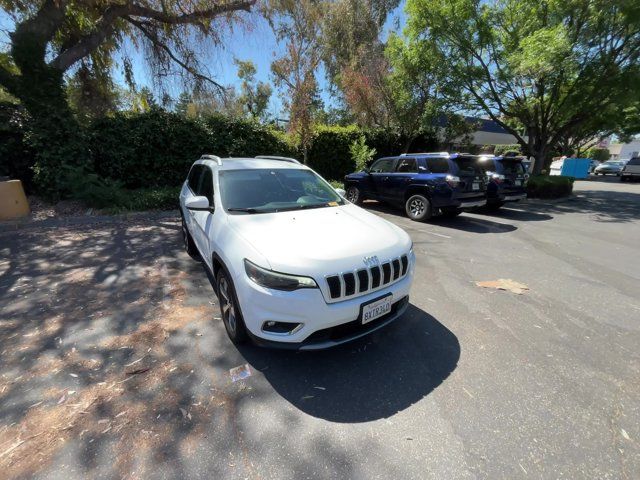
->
xmin=515 ymin=179 xmax=522 ymax=186
xmin=361 ymin=294 xmax=392 ymax=325
xmin=472 ymin=182 xmax=480 ymax=190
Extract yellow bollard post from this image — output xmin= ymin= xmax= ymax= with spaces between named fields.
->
xmin=0 ymin=180 xmax=31 ymax=220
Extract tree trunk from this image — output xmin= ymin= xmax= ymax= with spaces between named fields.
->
xmin=5 ymin=22 xmax=89 ymax=200
xmin=532 ymin=140 xmax=548 ymax=176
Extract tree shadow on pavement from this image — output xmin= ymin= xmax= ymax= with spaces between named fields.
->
xmin=239 ymin=304 xmax=460 ymax=423
xmin=530 ymin=188 xmax=640 ymax=223
xmin=0 ymin=217 xmax=231 ymax=479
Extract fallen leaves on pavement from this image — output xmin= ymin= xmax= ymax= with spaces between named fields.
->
xmin=475 ymin=279 xmax=530 ymax=295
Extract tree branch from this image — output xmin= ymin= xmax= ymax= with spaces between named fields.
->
xmin=125 ymin=17 xmax=225 ymax=92
xmin=50 ymin=3 xmax=131 ymax=71
xmin=49 ymin=0 xmax=256 ymax=72
xmin=127 ymin=0 xmax=256 ymax=25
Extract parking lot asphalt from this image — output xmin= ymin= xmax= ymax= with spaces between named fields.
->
xmin=0 ymin=177 xmax=639 ymax=479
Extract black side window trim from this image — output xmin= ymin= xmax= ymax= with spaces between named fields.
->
xmin=196 ymin=166 xmax=215 ymax=206
xmin=188 ymin=165 xmax=203 ymax=194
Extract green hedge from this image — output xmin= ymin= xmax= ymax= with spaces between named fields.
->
xmin=90 ymin=110 xmax=297 ymax=189
xmin=306 ymin=125 xmax=361 ymax=179
xmin=526 ymin=175 xmax=574 ymax=199
xmin=1 ymin=105 xmax=440 ymax=202
xmin=0 ymin=103 xmax=35 ymax=191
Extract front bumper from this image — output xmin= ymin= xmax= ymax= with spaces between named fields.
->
xmin=248 ymin=296 xmax=410 ymax=350
xmin=458 ymin=198 xmax=486 ymax=208
xmin=234 ymin=263 xmax=414 ymax=349
xmin=504 ymin=193 xmax=527 ymax=202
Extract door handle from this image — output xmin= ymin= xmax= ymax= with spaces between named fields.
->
xmin=383 ymin=176 xmax=389 ymax=180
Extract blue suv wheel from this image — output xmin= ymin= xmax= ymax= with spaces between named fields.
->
xmin=405 ymin=194 xmax=432 ymax=221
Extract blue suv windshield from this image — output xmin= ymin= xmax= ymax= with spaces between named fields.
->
xmin=219 ymin=168 xmax=344 ymax=213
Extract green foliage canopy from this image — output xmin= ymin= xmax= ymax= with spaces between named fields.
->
xmin=404 ymin=0 xmax=640 ymax=173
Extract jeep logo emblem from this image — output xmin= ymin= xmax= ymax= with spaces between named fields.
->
xmin=363 ymin=255 xmax=380 ymax=267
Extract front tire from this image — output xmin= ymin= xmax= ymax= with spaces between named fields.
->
xmin=346 ymin=186 xmax=364 ymax=205
xmin=405 ymin=194 xmax=432 ymax=221
xmin=216 ymin=269 xmax=248 ymax=345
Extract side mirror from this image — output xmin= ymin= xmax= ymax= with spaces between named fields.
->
xmin=185 ymin=196 xmax=212 ymax=211
xmin=335 ymin=188 xmax=346 ymax=197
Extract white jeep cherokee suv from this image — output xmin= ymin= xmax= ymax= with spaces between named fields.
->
xmin=179 ymin=155 xmax=415 ymax=350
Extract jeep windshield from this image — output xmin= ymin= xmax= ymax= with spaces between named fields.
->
xmin=219 ymin=168 xmax=345 ymax=214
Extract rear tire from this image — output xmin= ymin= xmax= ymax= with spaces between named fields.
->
xmin=216 ymin=269 xmax=248 ymax=345
xmin=181 ymin=216 xmax=199 ymax=259
xmin=346 ymin=186 xmax=364 ymax=205
xmin=440 ymin=207 xmax=462 ymax=217
xmin=405 ymin=194 xmax=432 ymax=221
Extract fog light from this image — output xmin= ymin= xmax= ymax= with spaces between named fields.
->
xmin=262 ymin=321 xmax=303 ymax=334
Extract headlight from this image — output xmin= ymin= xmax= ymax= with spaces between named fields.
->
xmin=244 ymin=259 xmax=317 ymax=291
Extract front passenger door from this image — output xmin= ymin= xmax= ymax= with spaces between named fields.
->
xmin=369 ymin=158 xmax=398 ymax=201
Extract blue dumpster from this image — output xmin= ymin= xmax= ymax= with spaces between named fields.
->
xmin=559 ymin=158 xmax=591 ymax=179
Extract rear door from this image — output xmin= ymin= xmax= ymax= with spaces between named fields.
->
xmin=369 ymin=157 xmax=398 ymax=201
xmin=191 ymin=166 xmax=215 ymax=258
xmin=386 ymin=157 xmax=419 ymax=204
xmin=182 ymin=165 xmax=203 ymax=231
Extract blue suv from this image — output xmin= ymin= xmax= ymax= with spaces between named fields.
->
xmin=344 ymin=153 xmax=487 ymax=221
xmin=477 ymin=155 xmax=528 ymax=210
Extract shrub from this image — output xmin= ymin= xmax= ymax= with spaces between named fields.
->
xmin=526 ymin=175 xmax=574 ymax=199
xmin=90 ymin=110 xmax=296 ymax=190
xmin=350 ymin=135 xmax=376 ymax=172
xmin=0 ymin=103 xmax=36 ymax=191
xmin=494 ymin=144 xmax=522 ymax=156
xmin=306 ymin=125 xmax=361 ymax=180
xmin=585 ymin=148 xmax=610 ymax=162
xmin=89 ymin=109 xmax=210 ymax=189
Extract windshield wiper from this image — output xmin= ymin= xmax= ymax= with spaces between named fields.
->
xmin=277 ymin=203 xmax=329 ymax=212
xmin=227 ymin=207 xmax=260 ymax=213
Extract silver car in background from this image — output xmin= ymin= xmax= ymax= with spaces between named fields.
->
xmin=593 ymin=160 xmax=626 ymax=176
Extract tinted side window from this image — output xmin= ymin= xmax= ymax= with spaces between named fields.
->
xmin=370 ymin=158 xmax=397 ymax=173
xmin=188 ymin=165 xmax=202 ymax=192
xmin=396 ymin=158 xmax=418 ymax=173
xmin=197 ymin=168 xmax=214 ymax=205
xmin=628 ymin=157 xmax=640 ymax=166
xmin=426 ymin=158 xmax=451 ymax=173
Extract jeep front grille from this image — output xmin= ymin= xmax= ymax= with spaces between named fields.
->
xmin=325 ymin=254 xmax=409 ymax=300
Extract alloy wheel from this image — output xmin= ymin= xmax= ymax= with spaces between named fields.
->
xmin=346 ymin=187 xmax=359 ymax=203
xmin=409 ymin=198 xmax=425 ymax=217
xmin=218 ymin=276 xmax=236 ymax=335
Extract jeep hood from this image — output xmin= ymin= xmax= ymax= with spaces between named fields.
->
xmin=226 ymin=204 xmax=411 ymax=275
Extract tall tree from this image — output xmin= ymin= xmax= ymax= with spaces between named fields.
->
xmin=235 ymin=58 xmax=272 ymax=121
xmin=0 ymin=0 xmax=256 ymax=197
xmin=268 ymin=0 xmax=323 ymax=164
xmin=404 ymin=0 xmax=640 ymax=173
